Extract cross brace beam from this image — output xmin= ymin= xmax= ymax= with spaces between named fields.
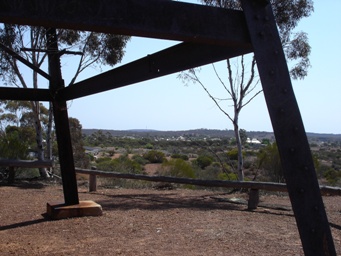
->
xmin=60 ymin=42 xmax=252 ymax=101
xmin=0 ymin=42 xmax=252 ymax=101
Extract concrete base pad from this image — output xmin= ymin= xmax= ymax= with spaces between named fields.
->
xmin=46 ymin=200 xmax=102 ymax=220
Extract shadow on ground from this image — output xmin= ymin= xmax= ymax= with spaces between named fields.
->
xmin=0 ymin=180 xmax=46 ymax=189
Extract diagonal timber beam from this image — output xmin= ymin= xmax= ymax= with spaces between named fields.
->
xmin=0 ymin=43 xmax=51 ymax=81
xmin=0 ymin=0 xmax=250 ymax=46
xmin=59 ymin=42 xmax=252 ymax=101
xmin=240 ymin=0 xmax=336 ymax=255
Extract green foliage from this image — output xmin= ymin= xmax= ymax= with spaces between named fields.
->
xmin=257 ymin=142 xmax=283 ymax=182
xmin=85 ymin=130 xmax=113 ymax=147
xmin=194 ymin=163 xmax=229 ymax=181
xmin=87 ymin=153 xmax=95 ymax=162
xmin=160 ymin=158 xmax=195 ymax=179
xmin=261 ymin=139 xmax=270 ymax=145
xmin=171 ymin=153 xmax=189 ymax=161
xmin=96 ymin=155 xmax=142 ymax=174
xmin=243 ymin=160 xmax=253 ymax=169
xmin=143 ymin=150 xmax=165 ymax=163
xmin=69 ymin=117 xmax=90 ymax=169
xmin=131 ymin=154 xmax=149 ymax=165
xmin=227 ymin=148 xmax=245 ymax=161
xmin=195 ymin=155 xmax=214 ymax=169
xmin=15 ymin=168 xmax=40 ymax=179
xmin=218 ymin=172 xmax=238 ymax=181
xmin=0 ymin=129 xmax=28 ymax=159
xmin=145 ymin=143 xmax=154 ymax=149
xmin=323 ymin=168 xmax=341 ymax=186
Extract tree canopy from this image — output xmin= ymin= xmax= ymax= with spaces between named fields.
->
xmin=201 ymin=0 xmax=314 ymax=80
xmin=0 ymin=25 xmax=130 ymax=177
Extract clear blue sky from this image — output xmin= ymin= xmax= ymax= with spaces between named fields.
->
xmin=65 ymin=0 xmax=341 ymax=134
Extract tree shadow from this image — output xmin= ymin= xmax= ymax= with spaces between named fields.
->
xmin=86 ymin=190 xmax=299 ymax=219
xmin=95 ymin=192 xmax=242 ymax=211
xmin=0 ymin=180 xmax=45 ymax=189
xmin=92 ymin=192 xmax=284 ymax=214
xmin=0 ymin=218 xmax=46 ymax=231
xmin=329 ymin=222 xmax=341 ymax=231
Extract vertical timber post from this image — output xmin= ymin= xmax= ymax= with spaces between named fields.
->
xmin=240 ymin=1 xmax=335 ymax=255
xmin=89 ymin=167 xmax=97 ymax=192
xmin=46 ymin=28 xmax=79 ymax=205
xmin=247 ymin=189 xmax=259 ymax=210
xmin=7 ymin=166 xmax=15 ymax=184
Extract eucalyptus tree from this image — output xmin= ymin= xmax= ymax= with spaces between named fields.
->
xmin=69 ymin=117 xmax=89 ymax=169
xmin=0 ymin=101 xmax=33 ymax=160
xmin=180 ymin=0 xmax=313 ymax=181
xmin=0 ymin=25 xmax=130 ymax=177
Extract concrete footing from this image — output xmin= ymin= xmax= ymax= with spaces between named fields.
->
xmin=46 ymin=200 xmax=102 ymax=220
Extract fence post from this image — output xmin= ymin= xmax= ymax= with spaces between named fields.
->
xmin=89 ymin=166 xmax=97 ymax=192
xmin=7 ymin=166 xmax=15 ymax=184
xmin=248 ymin=189 xmax=259 ymax=210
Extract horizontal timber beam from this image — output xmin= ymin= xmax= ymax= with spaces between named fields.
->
xmin=0 ymin=0 xmax=250 ymax=46
xmin=0 ymin=87 xmax=52 ymax=101
xmin=60 ymin=42 xmax=253 ymax=100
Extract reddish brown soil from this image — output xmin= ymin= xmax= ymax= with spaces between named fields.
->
xmin=1 ymin=181 xmax=341 ymax=255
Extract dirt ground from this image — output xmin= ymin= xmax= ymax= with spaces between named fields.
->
xmin=1 ymin=181 xmax=341 ymax=256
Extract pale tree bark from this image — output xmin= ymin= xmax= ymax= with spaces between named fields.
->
xmin=233 ymin=121 xmax=244 ymax=181
xmin=179 ymin=55 xmax=261 ymax=181
xmin=45 ymin=103 xmax=54 ymax=174
xmin=30 ymin=29 xmax=49 ymax=178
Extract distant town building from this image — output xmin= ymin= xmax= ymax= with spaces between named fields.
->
xmin=246 ymin=138 xmax=261 ymax=144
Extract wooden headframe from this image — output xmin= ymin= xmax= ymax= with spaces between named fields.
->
xmin=0 ymin=0 xmax=336 ymax=255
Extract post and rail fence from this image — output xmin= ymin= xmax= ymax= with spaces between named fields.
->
xmin=75 ymin=168 xmax=341 ymax=210
xmin=1 ymin=160 xmax=340 ymax=210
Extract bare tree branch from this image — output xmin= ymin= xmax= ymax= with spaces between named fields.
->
xmin=242 ymin=89 xmax=263 ymax=108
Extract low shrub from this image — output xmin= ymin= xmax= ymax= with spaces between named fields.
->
xmin=143 ymin=150 xmax=165 ymax=163
xmin=171 ymin=153 xmax=189 ymax=161
xmin=159 ymin=158 xmax=195 ymax=179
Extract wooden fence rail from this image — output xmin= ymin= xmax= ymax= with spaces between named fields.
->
xmin=75 ymin=168 xmax=341 ymax=209
xmin=0 ymin=160 xmax=54 ymax=168
xmin=0 ymin=160 xmax=53 ymax=184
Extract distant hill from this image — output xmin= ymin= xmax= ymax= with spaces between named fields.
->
xmin=82 ymin=128 xmax=341 ymax=142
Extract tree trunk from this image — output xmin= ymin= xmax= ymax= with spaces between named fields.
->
xmin=45 ymin=103 xmax=54 ymax=174
xmin=32 ymin=102 xmax=50 ymax=178
xmin=233 ymin=121 xmax=244 ymax=181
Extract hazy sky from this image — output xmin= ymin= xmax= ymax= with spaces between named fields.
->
xmin=63 ymin=0 xmax=341 ymax=134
